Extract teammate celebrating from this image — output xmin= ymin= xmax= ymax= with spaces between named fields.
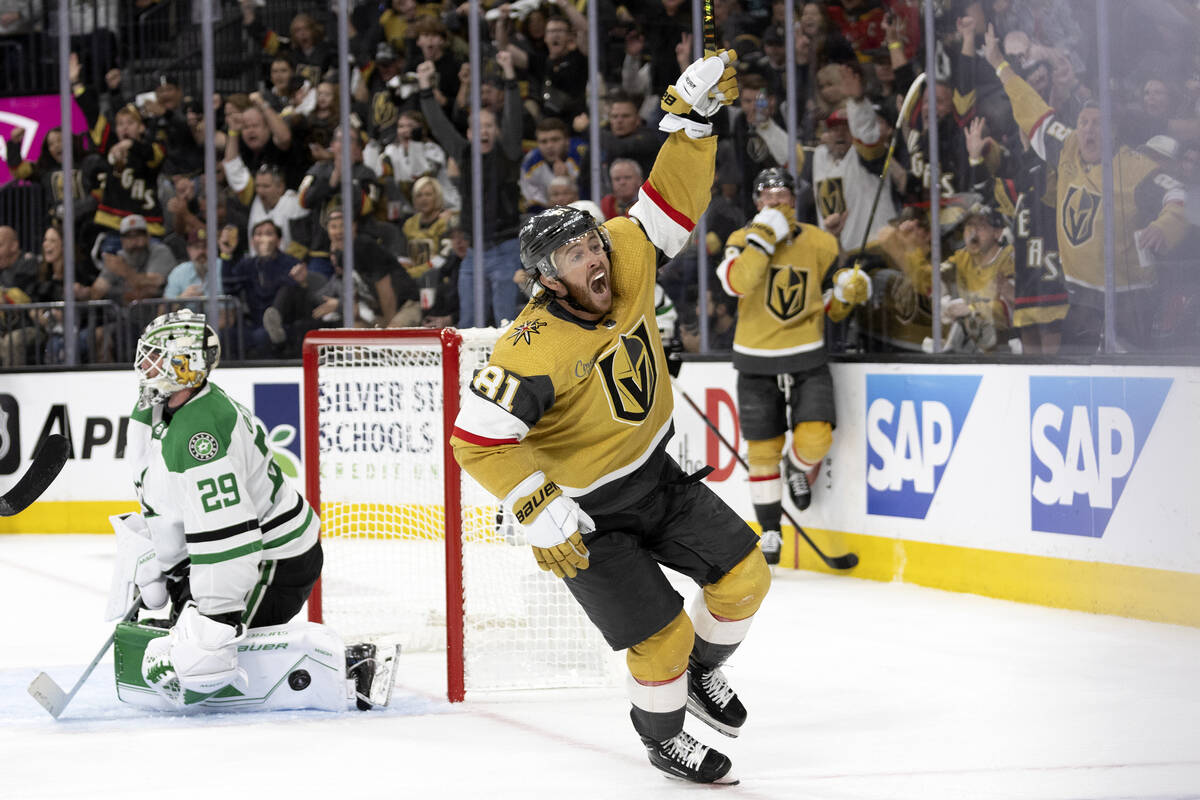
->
xmin=451 ymin=51 xmax=765 ymax=785
xmin=113 ymin=309 xmax=391 ymax=712
xmin=716 ymin=168 xmax=870 ymax=564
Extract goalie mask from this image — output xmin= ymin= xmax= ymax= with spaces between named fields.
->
xmin=135 ymin=309 xmax=221 ymax=409
xmin=519 ymin=205 xmax=610 ymax=280
xmin=752 ymin=167 xmax=796 ymax=202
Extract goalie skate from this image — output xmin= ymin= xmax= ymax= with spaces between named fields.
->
xmin=346 ymin=640 xmax=401 ymax=710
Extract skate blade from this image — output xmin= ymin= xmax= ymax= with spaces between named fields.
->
xmin=368 ymin=642 xmax=401 ymax=708
xmin=684 ymin=697 xmax=742 ymax=738
xmin=663 ymin=772 xmax=740 ymax=786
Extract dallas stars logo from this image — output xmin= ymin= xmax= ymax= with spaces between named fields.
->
xmin=507 ymin=318 xmax=547 ymax=346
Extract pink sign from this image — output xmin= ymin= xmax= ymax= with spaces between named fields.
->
xmin=0 ymin=95 xmax=88 ymax=185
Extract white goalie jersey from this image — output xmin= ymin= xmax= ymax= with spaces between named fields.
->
xmin=127 ymin=382 xmax=319 ymax=619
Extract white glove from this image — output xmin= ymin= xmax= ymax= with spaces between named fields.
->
xmin=505 ymin=471 xmax=595 ymax=579
xmin=165 ymin=604 xmax=248 ymax=696
xmin=745 ymin=207 xmax=791 ymax=255
xmin=833 ymin=268 xmax=873 ymax=305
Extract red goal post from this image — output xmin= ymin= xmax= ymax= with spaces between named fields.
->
xmin=301 ymin=328 xmax=617 ymax=702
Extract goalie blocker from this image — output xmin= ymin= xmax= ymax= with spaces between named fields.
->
xmin=113 ymin=620 xmax=400 ymax=713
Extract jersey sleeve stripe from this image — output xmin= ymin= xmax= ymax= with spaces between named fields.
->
xmin=1027 ymin=110 xmax=1055 ymax=160
xmin=640 ymin=180 xmax=694 ymax=231
xmin=748 ymin=473 xmax=780 ymax=482
xmin=186 ymin=518 xmax=259 ymax=544
xmin=451 ymin=426 xmax=520 ymax=447
xmin=264 ymin=506 xmax=316 ymax=551
xmin=191 ymin=540 xmax=264 ymax=565
xmin=630 ymin=181 xmax=694 ymax=258
xmin=261 ymin=495 xmax=304 ymax=533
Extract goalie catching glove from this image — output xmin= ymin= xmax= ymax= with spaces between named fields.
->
xmin=660 ymin=49 xmax=738 ymax=138
xmin=833 ymin=267 xmax=873 ymax=306
xmin=505 ymin=471 xmax=594 ymax=579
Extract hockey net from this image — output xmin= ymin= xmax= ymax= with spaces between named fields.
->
xmin=302 ymin=328 xmax=617 ymax=701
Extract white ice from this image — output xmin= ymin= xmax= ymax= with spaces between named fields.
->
xmin=2 ymin=534 xmax=1198 ymax=800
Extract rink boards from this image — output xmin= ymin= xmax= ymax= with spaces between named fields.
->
xmin=0 ymin=358 xmax=1195 ymax=626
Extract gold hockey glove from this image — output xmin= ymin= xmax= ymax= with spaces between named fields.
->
xmin=505 ymin=471 xmax=594 ymax=580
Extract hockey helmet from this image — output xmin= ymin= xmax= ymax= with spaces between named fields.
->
xmin=135 ymin=309 xmax=221 ymax=409
xmin=752 ymin=167 xmax=796 ymax=202
xmin=519 ymin=204 xmax=609 ymax=279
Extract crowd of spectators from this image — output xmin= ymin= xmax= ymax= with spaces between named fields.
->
xmin=2 ymin=0 xmax=1200 ymax=366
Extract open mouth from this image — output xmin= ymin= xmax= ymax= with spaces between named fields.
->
xmin=589 ymin=269 xmax=608 ymax=295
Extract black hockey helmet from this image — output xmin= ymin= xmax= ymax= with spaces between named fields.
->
xmin=752 ymin=167 xmax=796 ymax=201
xmin=519 ymin=205 xmax=609 ymax=279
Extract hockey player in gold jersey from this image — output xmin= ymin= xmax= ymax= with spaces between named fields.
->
xmin=451 ymin=50 xmax=770 ymax=785
xmin=984 ymin=25 xmax=1188 ymax=351
xmin=716 ymin=168 xmax=870 ymax=564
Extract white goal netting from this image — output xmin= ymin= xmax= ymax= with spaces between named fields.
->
xmin=306 ymin=329 xmax=619 ymax=696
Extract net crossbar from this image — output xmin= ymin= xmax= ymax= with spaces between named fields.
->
xmin=303 ymin=328 xmax=617 ymax=701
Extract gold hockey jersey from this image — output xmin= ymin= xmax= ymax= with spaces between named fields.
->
xmin=1003 ymin=75 xmax=1188 ymax=292
xmin=450 ymin=131 xmax=716 ymax=514
xmin=716 ymin=222 xmax=841 ymax=374
xmin=942 ymin=245 xmax=1015 ymax=328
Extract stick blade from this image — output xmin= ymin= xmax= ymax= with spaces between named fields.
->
xmin=0 ymin=434 xmax=70 ymax=517
xmin=28 ymin=672 xmax=68 ymax=718
xmin=825 ymin=552 xmax=859 ymax=571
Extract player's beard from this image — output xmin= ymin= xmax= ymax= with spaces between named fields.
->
xmin=558 ymin=263 xmax=613 ymax=318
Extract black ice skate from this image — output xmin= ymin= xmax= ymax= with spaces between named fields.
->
xmin=345 ymin=643 xmax=377 ymax=710
xmin=686 ymin=662 xmax=747 ymax=738
xmin=783 ymin=458 xmax=813 ymax=510
xmin=641 ymin=730 xmax=736 ymax=784
xmin=759 ymin=529 xmax=781 ymax=566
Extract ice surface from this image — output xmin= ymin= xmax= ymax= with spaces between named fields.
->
xmin=2 ymin=534 xmax=1198 ymax=799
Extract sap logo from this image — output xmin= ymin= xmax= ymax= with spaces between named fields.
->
xmin=866 ymin=374 xmax=981 ymax=519
xmin=1030 ymin=376 xmax=1171 ymax=538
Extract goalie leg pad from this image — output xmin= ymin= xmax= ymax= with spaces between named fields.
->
xmin=116 ymin=620 xmax=354 ymax=712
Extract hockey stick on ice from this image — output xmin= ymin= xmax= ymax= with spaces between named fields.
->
xmin=852 ymin=71 xmax=928 ymax=276
xmin=28 ymin=593 xmax=142 ymax=719
xmin=0 ymin=434 xmax=69 ymax=517
xmin=672 ymin=382 xmax=858 ymax=570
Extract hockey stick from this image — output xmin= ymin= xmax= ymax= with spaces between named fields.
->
xmin=852 ymin=71 xmax=928 ymax=276
xmin=702 ymin=0 xmax=717 ymax=53
xmin=672 ymin=382 xmax=858 ymax=571
xmin=0 ymin=434 xmax=69 ymax=517
xmin=28 ymin=593 xmax=142 ymax=719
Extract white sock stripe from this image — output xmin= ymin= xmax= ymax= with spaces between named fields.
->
xmin=749 ymin=478 xmax=782 ymax=505
xmin=627 ymin=672 xmax=687 ymax=714
xmin=690 ymin=593 xmax=754 ymax=646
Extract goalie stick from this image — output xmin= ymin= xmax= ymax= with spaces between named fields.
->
xmin=28 ymin=593 xmax=142 ymax=719
xmin=673 ymin=382 xmax=859 ymax=571
xmin=0 ymin=434 xmax=69 ymax=517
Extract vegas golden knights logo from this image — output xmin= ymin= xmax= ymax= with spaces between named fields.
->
xmin=1061 ymin=184 xmax=1100 ymax=247
xmin=766 ymin=264 xmax=808 ymax=321
xmin=817 ymin=177 xmax=846 ymax=219
xmin=597 ymin=318 xmax=657 ymax=423
xmin=373 ymin=92 xmax=398 ymax=132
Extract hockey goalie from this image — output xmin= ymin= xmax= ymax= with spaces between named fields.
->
xmin=106 ymin=309 xmax=396 ymax=713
